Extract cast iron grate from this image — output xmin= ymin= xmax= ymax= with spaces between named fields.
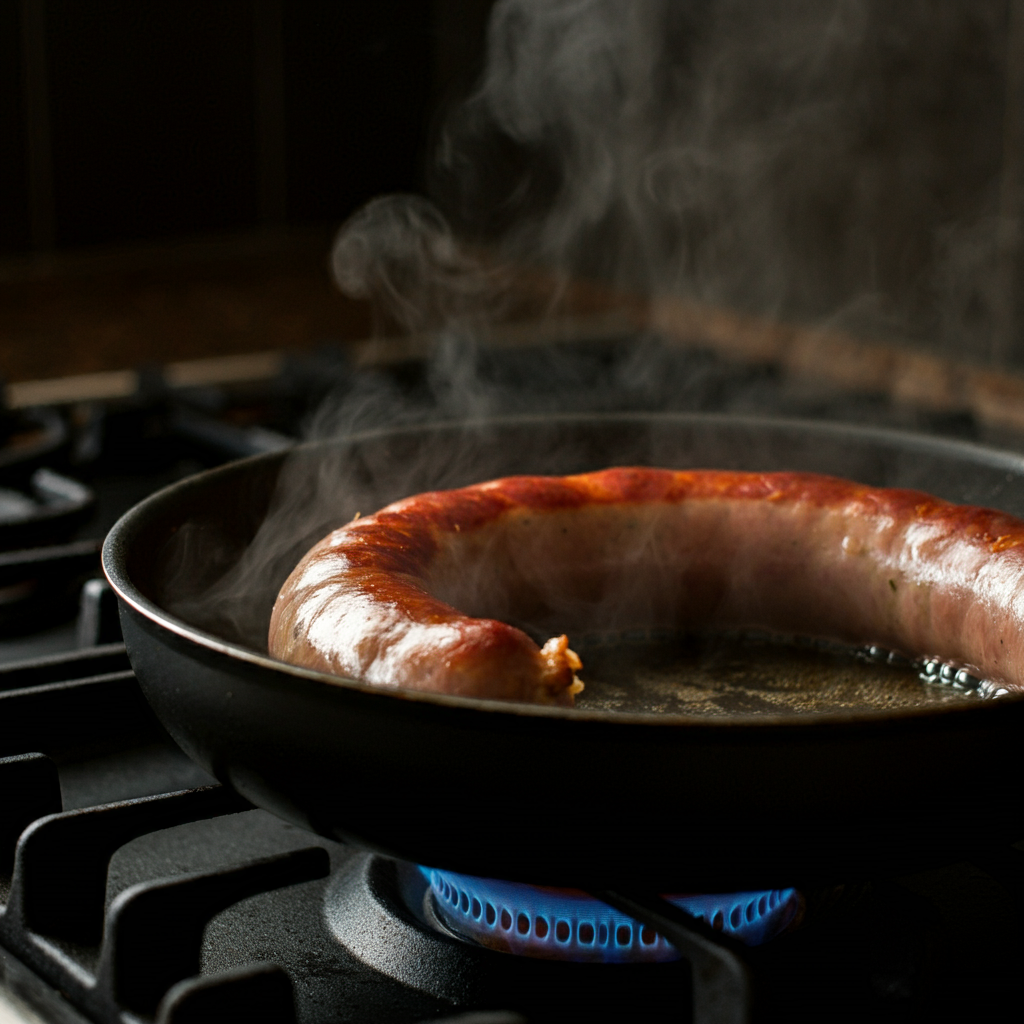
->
xmin=0 ymin=645 xmax=330 ymax=1024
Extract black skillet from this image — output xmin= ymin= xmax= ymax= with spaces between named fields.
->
xmin=102 ymin=413 xmax=1024 ymax=892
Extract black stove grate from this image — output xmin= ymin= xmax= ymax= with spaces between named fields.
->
xmin=1 ymin=642 xmax=1024 ymax=1023
xmin=0 ymin=645 xmax=328 ymax=1024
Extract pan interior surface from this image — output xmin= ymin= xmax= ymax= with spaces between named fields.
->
xmin=569 ymin=630 xmax=982 ymax=717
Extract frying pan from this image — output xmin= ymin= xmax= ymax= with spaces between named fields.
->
xmin=103 ymin=413 xmax=1024 ymax=891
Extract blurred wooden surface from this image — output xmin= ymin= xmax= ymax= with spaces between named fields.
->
xmin=0 ymin=227 xmax=371 ymax=383
xmin=4 ymin=224 xmax=1024 ymax=440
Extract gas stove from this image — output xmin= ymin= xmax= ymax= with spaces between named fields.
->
xmin=1 ymin=335 xmax=1023 ymax=1023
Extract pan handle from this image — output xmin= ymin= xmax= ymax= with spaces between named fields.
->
xmin=591 ymin=889 xmax=751 ymax=1024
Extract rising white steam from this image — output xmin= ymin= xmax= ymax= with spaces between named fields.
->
xmin=338 ymin=0 xmax=1006 ymax=349
xmin=163 ymin=0 xmax=1010 ymax=649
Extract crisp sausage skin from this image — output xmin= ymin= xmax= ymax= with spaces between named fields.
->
xmin=268 ymin=468 xmax=1024 ymax=704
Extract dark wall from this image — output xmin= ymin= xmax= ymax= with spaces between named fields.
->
xmin=283 ymin=4 xmax=433 ymax=224
xmin=0 ymin=0 xmax=29 ymax=252
xmin=48 ymin=1 xmax=259 ymax=246
xmin=0 ymin=0 xmax=440 ymax=254
xmin=1 ymin=0 xmax=1015 ymax=364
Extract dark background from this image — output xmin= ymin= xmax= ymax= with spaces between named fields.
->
xmin=2 ymin=1 xmax=1024 ymax=386
xmin=0 ymin=0 xmax=494 ymax=254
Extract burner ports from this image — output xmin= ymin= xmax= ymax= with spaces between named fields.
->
xmin=423 ymin=867 xmax=802 ymax=962
xmin=324 ymin=854 xmax=692 ymax=1022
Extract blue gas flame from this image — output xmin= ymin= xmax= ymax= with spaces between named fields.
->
xmin=422 ymin=867 xmax=801 ymax=963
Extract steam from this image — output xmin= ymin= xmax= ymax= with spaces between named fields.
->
xmin=330 ymin=194 xmax=509 ymax=336
xmin=334 ymin=1 xmax=1008 ymax=345
xmin=161 ymin=0 xmax=1014 ymax=649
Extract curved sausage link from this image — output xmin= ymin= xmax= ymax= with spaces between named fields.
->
xmin=268 ymin=468 xmax=1024 ymax=704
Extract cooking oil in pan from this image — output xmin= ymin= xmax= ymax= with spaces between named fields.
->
xmin=568 ymin=629 xmax=994 ymax=717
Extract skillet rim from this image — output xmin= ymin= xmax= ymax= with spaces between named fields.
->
xmin=101 ymin=410 xmax=1024 ymax=730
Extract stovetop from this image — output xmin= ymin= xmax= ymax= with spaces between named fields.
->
xmin=1 ymin=334 xmax=1023 ymax=1023
xmin=3 ymin=643 xmax=1024 ymax=1023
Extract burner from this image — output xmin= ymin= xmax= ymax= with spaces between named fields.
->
xmin=324 ymin=853 xmax=690 ymax=1022
xmin=423 ymin=868 xmax=802 ymax=961
xmin=0 ymin=468 xmax=94 ymax=553
xmin=0 ymin=408 xmax=68 ymax=483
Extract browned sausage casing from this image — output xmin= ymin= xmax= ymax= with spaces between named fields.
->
xmin=268 ymin=468 xmax=1024 ymax=704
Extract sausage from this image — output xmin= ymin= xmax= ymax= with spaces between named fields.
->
xmin=268 ymin=468 xmax=1024 ymax=704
